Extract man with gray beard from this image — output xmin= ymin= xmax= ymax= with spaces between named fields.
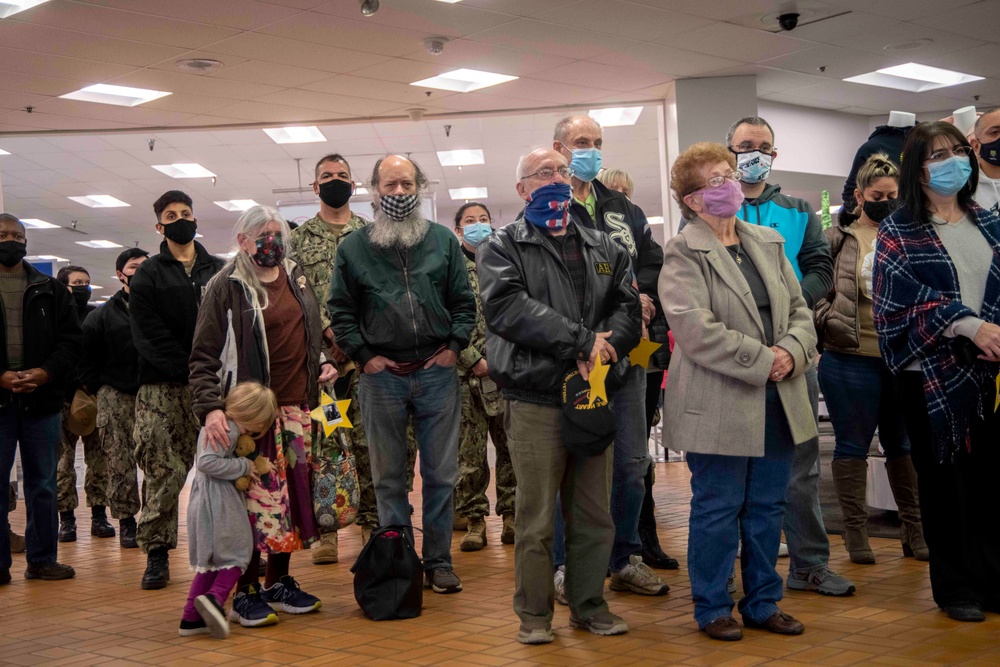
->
xmin=328 ymin=155 xmax=476 ymax=595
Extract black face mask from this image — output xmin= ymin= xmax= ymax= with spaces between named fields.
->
xmin=162 ymin=217 xmax=197 ymax=245
xmin=862 ymin=198 xmax=900 ymax=223
xmin=70 ymin=285 xmax=91 ymax=309
xmin=318 ymin=179 xmax=353 ymax=209
xmin=979 ymin=137 xmax=1000 ymax=168
xmin=0 ymin=241 xmax=26 ymax=268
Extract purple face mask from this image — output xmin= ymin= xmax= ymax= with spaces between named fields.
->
xmin=692 ymin=179 xmax=744 ymax=218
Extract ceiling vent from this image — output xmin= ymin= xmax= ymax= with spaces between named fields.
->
xmin=175 ymin=58 xmax=224 ymax=74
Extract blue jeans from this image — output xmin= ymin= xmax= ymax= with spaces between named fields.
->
xmin=0 ymin=400 xmax=62 ymax=571
xmin=818 ymin=351 xmax=910 ymax=461
xmin=552 ymin=365 xmax=648 ymax=572
xmin=359 ymin=364 xmax=461 ymax=571
xmin=687 ymin=385 xmax=795 ymax=628
xmin=782 ymin=363 xmax=830 ymax=574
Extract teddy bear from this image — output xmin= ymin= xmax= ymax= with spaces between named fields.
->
xmin=234 ymin=434 xmax=270 ymax=491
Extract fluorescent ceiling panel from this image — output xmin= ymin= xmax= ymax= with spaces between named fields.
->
xmin=152 ymin=163 xmax=216 ymax=179
xmin=411 ymin=69 xmax=517 ymax=93
xmin=646 ymin=216 xmax=664 ymax=225
xmin=437 ymin=149 xmax=485 ymax=167
xmin=449 ymin=187 xmax=488 ymax=200
xmin=0 ymin=1 xmax=52 ymax=19
xmin=214 ymin=199 xmax=260 ymax=212
xmin=59 ymin=84 xmax=171 ymax=107
xmin=589 ymin=106 xmax=643 ymax=127
xmin=68 ymin=195 xmax=130 ymax=208
xmin=27 ymin=254 xmax=68 ymax=262
xmin=0 ymin=148 xmax=10 ymax=156
xmin=76 ymin=240 xmax=123 ymax=249
xmin=263 ymin=126 xmax=326 ymax=144
xmin=844 ymin=62 xmax=983 ymax=93
xmin=355 ymin=187 xmax=369 ymax=196
xmin=20 ymin=218 xmax=59 ymax=229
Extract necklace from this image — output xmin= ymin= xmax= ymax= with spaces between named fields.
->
xmin=726 ymin=243 xmax=743 ymax=264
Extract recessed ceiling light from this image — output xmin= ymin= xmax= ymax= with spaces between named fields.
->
xmin=0 ymin=1 xmax=52 ymax=19
xmin=844 ymin=62 xmax=983 ymax=92
xmin=435 ymin=0 xmax=462 ymax=3
xmin=214 ymin=199 xmax=260 ymax=212
xmin=216 ymin=251 xmax=238 ymax=259
xmin=68 ymin=195 xmax=130 ymax=208
xmin=59 ymin=83 xmax=171 ymax=107
xmin=20 ymin=218 xmax=59 ymax=229
xmin=437 ymin=149 xmax=485 ymax=167
xmin=589 ymin=106 xmax=643 ymax=127
xmin=449 ymin=187 xmax=488 ymax=200
xmin=355 ymin=186 xmax=369 ymax=196
xmin=263 ymin=126 xmax=326 ymax=144
xmin=27 ymin=254 xmax=68 ymax=262
xmin=0 ymin=148 xmax=9 ymax=156
xmin=152 ymin=163 xmax=216 ymax=179
xmin=411 ymin=69 xmax=517 ymax=93
xmin=89 ymin=285 xmax=103 ymax=290
xmin=75 ymin=240 xmax=124 ymax=249
xmin=646 ymin=216 xmax=664 ymax=225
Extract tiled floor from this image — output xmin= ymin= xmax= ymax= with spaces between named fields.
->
xmin=6 ymin=461 xmax=1000 ymax=666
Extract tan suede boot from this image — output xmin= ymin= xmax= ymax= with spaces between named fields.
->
xmin=832 ymin=458 xmax=875 ymax=564
xmin=311 ymin=532 xmax=338 ymax=564
xmin=460 ymin=518 xmax=487 ymax=552
xmin=885 ymin=456 xmax=929 ymax=561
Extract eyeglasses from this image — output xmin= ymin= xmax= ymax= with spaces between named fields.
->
xmin=520 ymin=166 xmax=574 ymax=181
xmin=730 ymin=143 xmax=775 ymax=155
xmin=926 ymin=145 xmax=974 ymax=162
xmin=0 ymin=231 xmax=26 ymax=242
xmin=697 ymin=171 xmax=743 ymax=190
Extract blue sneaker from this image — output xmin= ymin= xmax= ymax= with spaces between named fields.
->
xmin=262 ymin=576 xmax=322 ymax=614
xmin=229 ymin=584 xmax=279 ymax=627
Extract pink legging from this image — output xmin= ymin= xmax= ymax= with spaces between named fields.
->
xmin=182 ymin=567 xmax=242 ymax=622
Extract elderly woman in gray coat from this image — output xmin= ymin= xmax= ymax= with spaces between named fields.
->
xmin=659 ymin=143 xmax=817 ymax=642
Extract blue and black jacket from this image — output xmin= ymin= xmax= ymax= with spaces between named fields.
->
xmin=738 ymin=183 xmax=833 ymax=308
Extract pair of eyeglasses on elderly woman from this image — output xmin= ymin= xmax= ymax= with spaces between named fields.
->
xmin=696 ymin=171 xmax=743 ymax=191
xmin=926 ymin=145 xmax=974 ymax=163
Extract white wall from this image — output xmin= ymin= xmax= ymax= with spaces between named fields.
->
xmin=757 ymin=101 xmax=871 ymax=178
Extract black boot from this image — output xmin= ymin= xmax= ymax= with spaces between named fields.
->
xmin=91 ymin=506 xmax=116 ymax=538
xmin=58 ymin=510 xmax=77 ymax=543
xmin=141 ymin=548 xmax=170 ymax=590
xmin=638 ymin=464 xmax=678 ymax=570
xmin=119 ymin=517 xmax=138 ymax=549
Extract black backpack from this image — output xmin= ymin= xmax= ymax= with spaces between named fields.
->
xmin=350 ymin=525 xmax=423 ymax=620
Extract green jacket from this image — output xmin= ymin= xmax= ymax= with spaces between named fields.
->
xmin=289 ymin=213 xmax=368 ymax=331
xmin=328 ymin=223 xmax=477 ymax=366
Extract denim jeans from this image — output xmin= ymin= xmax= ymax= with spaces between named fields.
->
xmin=687 ymin=385 xmax=795 ymax=628
xmin=782 ymin=363 xmax=830 ymax=574
xmin=552 ymin=365 xmax=648 ymax=572
xmin=359 ymin=363 xmax=461 ymax=571
xmin=0 ymin=400 xmax=62 ymax=571
xmin=818 ymin=351 xmax=910 ymax=461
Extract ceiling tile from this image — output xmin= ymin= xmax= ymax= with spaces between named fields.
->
xmin=348 ymin=59 xmax=457 ymax=85
xmin=471 ymin=18 xmax=626 ymax=60
xmin=458 ymin=0 xmax=580 ymax=17
xmin=663 ymin=23 xmax=813 ymax=63
xmin=825 ymin=0 xmax=981 ymax=21
xmin=527 ymin=61 xmax=673 ymax=93
xmin=533 ymin=0 xmax=713 ymax=42
xmin=758 ymin=45 xmax=898 ymax=80
xmin=399 ymin=40 xmax=576 ymax=77
xmin=104 ymin=68 xmax=281 ymax=101
xmin=207 ymin=61 xmax=335 ymax=88
xmin=312 ymin=0 xmax=518 ymax=36
xmin=201 ymin=101 xmax=351 ymax=124
xmin=300 ymin=75 xmax=455 ymax=106
xmin=912 ymin=2 xmax=1000 ymax=45
xmin=0 ymin=47 xmax=136 ymax=83
xmin=75 ymin=0 xmax=305 ymax=31
xmin=0 ymin=21 xmax=188 ymax=67
xmin=259 ymin=12 xmax=429 ymax=57
xmin=927 ymin=44 xmax=1000 ymax=80
xmin=251 ymin=89 xmax=403 ymax=117
xmin=204 ymin=33 xmax=393 ymax=75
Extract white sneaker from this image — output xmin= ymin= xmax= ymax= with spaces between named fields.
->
xmin=554 ymin=565 xmax=568 ymax=606
xmin=727 ymin=566 xmax=737 ymax=595
xmin=737 ymin=540 xmax=789 ymax=558
xmin=609 ymin=554 xmax=670 ymax=595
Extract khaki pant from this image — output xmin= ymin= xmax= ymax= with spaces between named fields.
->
xmin=505 ymin=400 xmax=613 ymax=627
xmin=97 ymin=386 xmax=141 ymax=519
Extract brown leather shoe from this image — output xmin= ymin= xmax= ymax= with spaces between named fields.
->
xmin=702 ymin=616 xmax=743 ymax=641
xmin=743 ymin=611 xmax=804 ymax=635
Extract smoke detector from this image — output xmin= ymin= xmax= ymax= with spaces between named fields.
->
xmin=424 ymin=37 xmax=450 ymax=56
xmin=175 ymin=58 xmax=224 ymax=74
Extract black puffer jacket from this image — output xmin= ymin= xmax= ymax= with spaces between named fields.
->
xmin=0 ymin=261 xmax=82 ymax=415
xmin=80 ymin=290 xmax=141 ymax=395
xmin=477 ymin=216 xmax=641 ymax=404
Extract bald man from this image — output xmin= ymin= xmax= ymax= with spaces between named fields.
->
xmin=478 ymin=148 xmax=640 ymax=643
xmin=328 ymin=155 xmax=476 ymax=596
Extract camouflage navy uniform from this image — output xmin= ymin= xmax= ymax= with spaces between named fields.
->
xmin=97 ymin=386 xmax=141 ymax=519
xmin=291 ymin=213 xmax=416 ymax=530
xmin=56 ymin=401 xmax=107 ymax=512
xmin=455 ymin=254 xmax=515 ymax=521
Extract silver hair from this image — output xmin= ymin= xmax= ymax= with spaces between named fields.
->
xmin=224 ymin=205 xmax=292 ymax=310
xmin=726 ymin=116 xmax=775 ymax=147
xmin=369 ymin=205 xmax=429 ymax=249
xmin=516 ymin=153 xmax=531 ymax=180
xmin=369 ymin=155 xmax=430 ymax=192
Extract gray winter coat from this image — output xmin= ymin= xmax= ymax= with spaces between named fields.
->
xmin=187 ymin=420 xmax=254 ymax=572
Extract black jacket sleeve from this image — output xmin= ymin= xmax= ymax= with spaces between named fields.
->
xmin=79 ymin=306 xmax=105 ymax=393
xmin=129 ymin=261 xmax=190 ymax=380
xmin=797 ymin=211 xmax=835 ymax=309
xmin=40 ymin=285 xmax=83 ymax=387
xmin=599 ymin=241 xmax=642 ymax=360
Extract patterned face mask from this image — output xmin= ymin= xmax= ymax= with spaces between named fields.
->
xmin=251 ymin=233 xmax=285 ymax=268
xmin=378 ymin=193 xmax=420 ymax=222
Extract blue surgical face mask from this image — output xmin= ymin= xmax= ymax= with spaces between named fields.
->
xmin=734 ymin=150 xmax=772 ymax=184
xmin=926 ymin=155 xmax=973 ymax=196
xmin=567 ymin=146 xmax=602 ymax=182
xmin=461 ymin=222 xmax=492 ymax=247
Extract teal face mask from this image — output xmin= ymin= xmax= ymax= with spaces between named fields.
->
xmin=461 ymin=222 xmax=492 ymax=247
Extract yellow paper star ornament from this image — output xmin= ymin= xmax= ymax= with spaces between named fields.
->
xmin=310 ymin=390 xmax=353 ymax=437
xmin=587 ymin=355 xmax=610 ymax=406
xmin=628 ymin=338 xmax=662 ymax=369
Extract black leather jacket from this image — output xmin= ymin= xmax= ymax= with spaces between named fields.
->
xmin=477 ymin=216 xmax=641 ymax=404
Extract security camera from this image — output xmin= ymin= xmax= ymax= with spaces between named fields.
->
xmin=407 ymin=108 xmax=427 ymax=122
xmin=777 ymin=13 xmax=799 ymax=31
xmin=358 ymin=0 xmax=379 ymax=17
xmin=424 ymin=37 xmax=449 ymax=56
